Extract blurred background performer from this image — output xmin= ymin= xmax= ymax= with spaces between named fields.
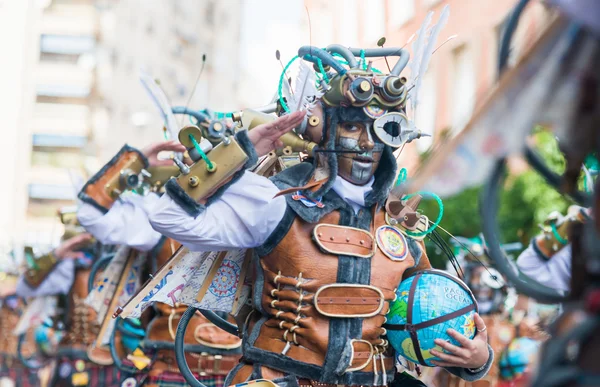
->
xmin=77 ymin=139 xmax=242 ymax=387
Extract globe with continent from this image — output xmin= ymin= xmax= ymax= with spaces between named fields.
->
xmin=385 ymin=269 xmax=478 ymax=366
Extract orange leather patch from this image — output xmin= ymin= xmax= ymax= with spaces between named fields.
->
xmin=314 ymin=284 xmax=384 ymax=318
xmin=312 ymin=224 xmax=375 ymax=258
xmin=82 ymin=150 xmax=146 ymax=211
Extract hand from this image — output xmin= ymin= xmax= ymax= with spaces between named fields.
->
xmin=247 ymin=111 xmax=306 ymax=157
xmin=141 ymin=140 xmax=187 ymax=167
xmin=430 ymin=313 xmax=490 ymax=369
xmin=54 ymin=233 xmax=94 ymax=260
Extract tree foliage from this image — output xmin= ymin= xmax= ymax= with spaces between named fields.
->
xmin=418 ymin=130 xmax=571 ymax=269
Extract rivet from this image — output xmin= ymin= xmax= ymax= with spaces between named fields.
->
xmin=346 ymin=237 xmax=350 ymax=242
xmin=308 ymin=115 xmax=320 ymax=127
xmin=360 ymin=240 xmax=365 ymax=245
xmin=330 ymin=236 xmax=334 ymax=241
xmin=318 ymin=233 xmax=322 ymax=238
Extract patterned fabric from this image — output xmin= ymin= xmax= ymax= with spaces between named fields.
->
xmin=0 ymin=356 xmax=39 ymax=387
xmin=51 ymin=358 xmax=121 ymax=387
xmin=146 ymin=371 xmax=225 ymax=387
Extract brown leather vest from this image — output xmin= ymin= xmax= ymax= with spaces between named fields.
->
xmin=147 ymin=238 xmax=242 ymax=374
xmin=0 ymin=300 xmax=36 ymax=359
xmin=243 ymin=208 xmax=429 ymax=384
xmin=59 ymin=268 xmax=101 ymax=350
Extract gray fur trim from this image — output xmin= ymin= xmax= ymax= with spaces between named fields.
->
xmin=446 ymin=344 xmax=494 ymax=381
xmin=269 ymin=162 xmax=347 ymax=223
xmin=78 ymin=144 xmax=148 ymax=213
xmin=407 ymin=238 xmax=423 ymax=266
xmin=165 ymin=178 xmax=205 ymax=216
xmin=164 ymin=130 xmax=259 ymax=217
xmin=224 ymin=362 xmax=249 ymax=386
xmin=364 ymin=145 xmax=398 ymax=207
xmin=530 ymin=237 xmax=551 ymax=261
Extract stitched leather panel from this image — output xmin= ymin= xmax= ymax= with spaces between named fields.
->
xmin=314 ymin=285 xmax=384 ymax=317
xmin=252 ymin=208 xmax=422 ymax=378
xmin=313 ymin=224 xmax=375 ymax=258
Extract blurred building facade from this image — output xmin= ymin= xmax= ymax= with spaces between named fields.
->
xmin=0 ymin=0 xmax=103 ymax=252
xmin=0 ymin=0 xmax=553 ymax=254
xmin=94 ymin=0 xmax=245 ymax=160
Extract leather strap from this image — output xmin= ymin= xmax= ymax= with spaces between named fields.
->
xmin=315 ymin=296 xmax=381 ymax=305
xmin=385 ymin=304 xmax=477 ymax=332
xmin=274 ymin=178 xmax=326 ymax=198
xmin=407 ymin=272 xmax=426 ymax=366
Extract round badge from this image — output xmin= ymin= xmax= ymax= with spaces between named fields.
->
xmin=75 ymin=359 xmax=85 ymax=372
xmin=59 ymin=362 xmax=72 ymax=378
xmin=122 ymin=377 xmax=137 ymax=387
xmin=363 ymin=103 xmax=387 ymax=119
xmin=376 ymin=225 xmax=408 ymax=261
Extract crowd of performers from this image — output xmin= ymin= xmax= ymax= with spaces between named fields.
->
xmin=0 ymin=2 xmax=594 ymax=386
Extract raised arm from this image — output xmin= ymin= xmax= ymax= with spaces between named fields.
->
xmin=148 ymin=111 xmax=305 ymax=252
xmin=77 ymin=141 xmax=185 ymax=251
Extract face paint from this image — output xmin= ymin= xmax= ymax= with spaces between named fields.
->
xmin=335 ymin=121 xmax=384 ymax=185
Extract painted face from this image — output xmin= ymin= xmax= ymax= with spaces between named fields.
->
xmin=335 ymin=121 xmax=385 ymax=185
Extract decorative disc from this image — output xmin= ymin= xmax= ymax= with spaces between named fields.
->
xmin=376 ymin=225 xmax=408 ymax=261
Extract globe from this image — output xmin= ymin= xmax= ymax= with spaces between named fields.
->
xmin=499 ymin=337 xmax=540 ymax=380
xmin=385 ymin=269 xmax=478 ymax=366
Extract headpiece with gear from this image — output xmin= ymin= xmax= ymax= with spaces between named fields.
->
xmin=278 ymin=38 xmax=443 ymax=199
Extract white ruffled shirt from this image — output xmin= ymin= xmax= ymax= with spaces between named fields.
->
xmin=516 ymin=243 xmax=572 ymax=293
xmin=77 ymin=171 xmax=374 ymax=254
xmin=77 ymin=192 xmax=163 ymax=251
xmin=149 ymin=171 xmax=373 ymax=252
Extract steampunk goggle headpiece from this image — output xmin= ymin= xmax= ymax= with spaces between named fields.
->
xmin=293 ymin=45 xmax=419 ymax=148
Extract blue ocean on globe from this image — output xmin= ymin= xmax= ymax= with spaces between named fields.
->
xmin=499 ymin=337 xmax=540 ymax=380
xmin=386 ymin=270 xmax=478 ymax=366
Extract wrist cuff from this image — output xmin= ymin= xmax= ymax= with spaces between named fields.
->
xmin=165 ymin=130 xmax=258 ymax=217
xmin=78 ymin=144 xmax=149 ymax=213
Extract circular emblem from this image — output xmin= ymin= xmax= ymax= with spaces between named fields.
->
xmin=363 ymin=103 xmax=387 ymax=119
xmin=75 ymin=359 xmax=85 ymax=372
xmin=208 ymin=260 xmax=240 ymax=297
xmin=59 ymin=362 xmax=72 ymax=378
xmin=122 ymin=377 xmax=137 ymax=387
xmin=376 ymin=225 xmax=408 ymax=261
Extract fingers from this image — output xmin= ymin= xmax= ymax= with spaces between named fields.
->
xmin=142 ymin=141 xmax=186 ymax=157
xmin=64 ymin=252 xmax=86 ymax=260
xmin=271 ymin=111 xmax=306 ymax=134
xmin=474 ymin=313 xmax=488 ymax=340
xmin=155 ymin=140 xmax=187 ymax=153
xmin=430 ymin=360 xmax=464 ymax=368
xmin=66 ymin=233 xmax=93 ymax=248
xmin=429 ymin=349 xmax=464 ymax=365
xmin=447 ymin=329 xmax=475 ymax=350
xmin=434 ymin=339 xmax=468 ymax=358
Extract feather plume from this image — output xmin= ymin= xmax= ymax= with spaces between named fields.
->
xmin=288 ymin=61 xmax=323 ymax=116
xmin=412 ymin=5 xmax=450 ymax=114
xmin=139 ymin=71 xmax=182 ymax=159
xmin=408 ymin=10 xmax=433 ymax=113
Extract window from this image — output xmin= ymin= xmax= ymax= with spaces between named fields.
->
xmin=36 ymin=84 xmax=90 ymax=98
xmin=389 ymin=0 xmax=415 ymax=29
xmin=32 ymin=134 xmax=87 ymax=148
xmin=40 ymin=34 xmax=95 ymax=55
xmin=339 ymin=0 xmax=359 ymax=47
xmin=450 ymin=44 xmax=475 ymax=132
xmin=28 ymin=184 xmax=76 ymax=200
xmin=364 ymin=0 xmax=386 ymax=43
